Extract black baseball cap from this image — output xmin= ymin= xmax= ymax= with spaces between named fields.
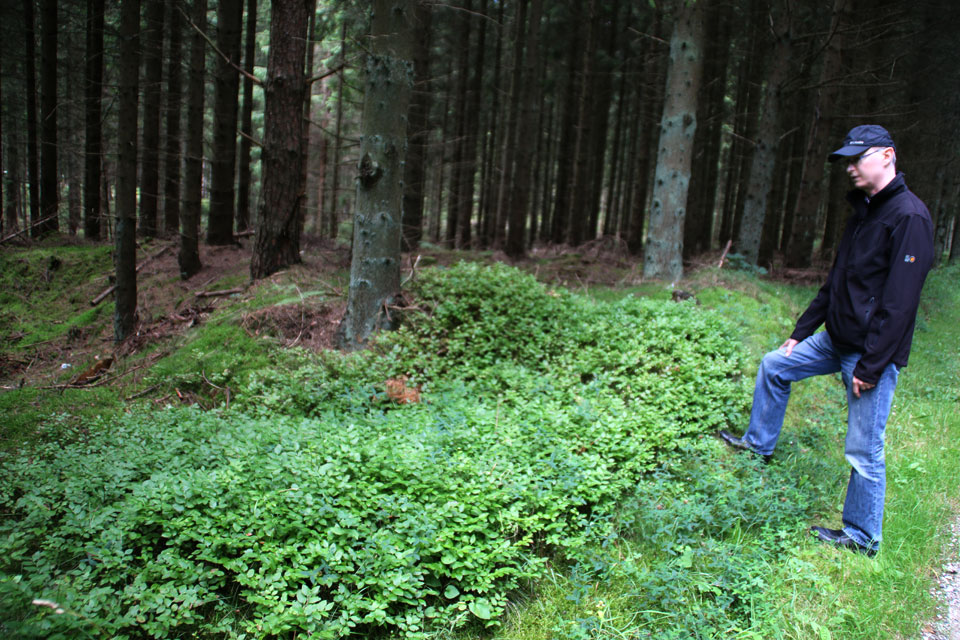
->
xmin=828 ymin=125 xmax=896 ymax=162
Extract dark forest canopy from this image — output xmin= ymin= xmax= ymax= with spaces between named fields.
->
xmin=1 ymin=0 xmax=959 ymax=319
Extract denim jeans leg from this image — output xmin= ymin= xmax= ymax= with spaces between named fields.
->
xmin=743 ymin=331 xmax=842 ymax=455
xmin=840 ymin=360 xmax=899 ymax=550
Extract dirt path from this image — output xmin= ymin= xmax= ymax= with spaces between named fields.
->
xmin=922 ymin=514 xmax=960 ymax=640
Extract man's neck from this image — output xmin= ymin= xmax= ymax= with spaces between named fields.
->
xmin=868 ymin=170 xmax=897 ymax=197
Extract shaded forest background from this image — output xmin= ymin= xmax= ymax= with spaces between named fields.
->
xmin=2 ymin=0 xmax=959 ymax=297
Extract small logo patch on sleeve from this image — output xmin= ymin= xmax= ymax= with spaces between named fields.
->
xmin=904 ymin=254 xmax=916 ymax=263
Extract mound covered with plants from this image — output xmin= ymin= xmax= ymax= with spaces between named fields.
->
xmin=1 ymin=263 xmax=750 ymax=638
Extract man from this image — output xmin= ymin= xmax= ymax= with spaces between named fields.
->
xmin=719 ymin=124 xmax=934 ymax=557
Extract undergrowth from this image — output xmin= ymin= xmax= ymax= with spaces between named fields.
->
xmin=1 ymin=262 xmax=751 ymax=638
xmin=2 ymin=259 xmax=957 ymax=640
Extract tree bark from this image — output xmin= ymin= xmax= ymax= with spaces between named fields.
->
xmin=328 ymin=22 xmax=347 ymax=239
xmin=683 ymin=0 xmax=731 ymax=258
xmin=38 ymin=0 xmax=58 ymax=236
xmin=786 ymin=0 xmax=848 ymax=268
xmin=568 ymin=0 xmax=600 ymax=246
xmin=235 ymin=0 xmax=257 ymax=233
xmin=506 ymin=0 xmax=543 ymax=258
xmin=401 ymin=1 xmax=433 ymax=251
xmin=445 ymin=0 xmax=472 ymax=247
xmin=83 ymin=0 xmax=105 ymax=240
xmin=207 ymin=0 xmax=244 ymax=244
xmin=115 ymin=0 xmax=141 ymax=342
xmin=643 ymin=1 xmax=705 ymax=281
xmin=138 ymin=0 xmax=164 ymax=237
xmin=250 ymin=0 xmax=313 ymax=280
xmin=179 ymin=0 xmax=207 ymax=280
xmin=455 ymin=0 xmax=487 ymax=249
xmin=550 ymin=1 xmax=584 ymax=245
xmin=736 ymin=7 xmax=793 ymax=265
xmin=162 ymin=1 xmax=184 ymax=236
xmin=494 ymin=0 xmax=526 ymax=248
xmin=23 ymin=0 xmax=40 ymax=235
xmin=338 ymin=0 xmax=414 ymax=350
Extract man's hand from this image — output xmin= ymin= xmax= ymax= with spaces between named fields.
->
xmin=780 ymin=338 xmax=799 ymax=356
xmin=852 ymin=376 xmax=875 ymax=398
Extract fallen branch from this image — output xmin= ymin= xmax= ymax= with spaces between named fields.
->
xmin=90 ymin=245 xmax=174 ymax=306
xmin=126 ymin=384 xmax=159 ymax=401
xmin=0 ymin=214 xmax=60 ymax=245
xmin=718 ymin=239 xmax=733 ymax=269
xmin=195 ymin=287 xmax=245 ymax=299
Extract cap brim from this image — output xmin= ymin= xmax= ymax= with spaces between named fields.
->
xmin=828 ymin=144 xmax=868 ymax=162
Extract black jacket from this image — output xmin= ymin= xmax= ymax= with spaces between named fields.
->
xmin=790 ymin=172 xmax=934 ymax=384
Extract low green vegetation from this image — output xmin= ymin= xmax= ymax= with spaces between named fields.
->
xmin=1 ymin=254 xmax=957 ymax=639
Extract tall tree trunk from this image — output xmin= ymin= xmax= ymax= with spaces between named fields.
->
xmin=445 ymin=0 xmax=472 ymax=247
xmin=38 ymin=0 xmax=58 ymax=235
xmin=250 ymin=0 xmax=312 ymax=279
xmin=456 ymin=0 xmax=487 ymax=249
xmin=401 ymin=1 xmax=433 ymax=251
xmin=180 ymin=0 xmax=207 ymax=279
xmin=643 ymin=1 xmax=704 ymax=281
xmin=83 ymin=0 xmax=105 ymax=239
xmin=550 ymin=1 xmax=584 ymax=245
xmin=235 ymin=0 xmax=257 ymax=233
xmin=505 ymin=0 xmax=542 ymax=257
xmin=479 ymin=0 xmax=504 ymax=248
xmin=584 ymin=0 xmax=617 ymax=242
xmin=568 ymin=0 xmax=600 ymax=246
xmin=684 ymin=0 xmax=731 ymax=258
xmin=494 ymin=0 xmax=527 ymax=248
xmin=736 ymin=8 xmax=793 ymax=265
xmin=115 ymin=0 xmax=141 ymax=341
xmin=138 ymin=0 xmax=164 ymax=237
xmin=297 ymin=1 xmax=318 ymax=239
xmin=4 ymin=111 xmax=20 ymax=233
xmin=162 ymin=0 xmax=184 ymax=236
xmin=207 ymin=0 xmax=244 ymax=244
xmin=338 ymin=0 xmax=414 ymax=350
xmin=786 ymin=0 xmax=848 ymax=268
xmin=627 ymin=12 xmax=665 ymax=255
xmin=328 ymin=22 xmax=346 ymax=239
xmin=23 ymin=0 xmax=40 ymax=235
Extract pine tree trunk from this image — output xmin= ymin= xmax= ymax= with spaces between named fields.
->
xmin=643 ymin=1 xmax=704 ymax=281
xmin=506 ymin=0 xmax=542 ymax=258
xmin=328 ymin=22 xmax=346 ymax=239
xmin=627 ymin=12 xmax=665 ymax=255
xmin=479 ymin=0 xmax=504 ymax=248
xmin=179 ymin=0 xmax=207 ymax=279
xmin=736 ymin=11 xmax=793 ymax=266
xmin=162 ymin=1 xmax=184 ymax=236
xmin=23 ymin=0 xmax=40 ymax=235
xmin=4 ymin=116 xmax=20 ymax=233
xmin=456 ymin=0 xmax=487 ymax=249
xmin=297 ymin=2 xmax=318 ymax=239
xmin=207 ymin=0 xmax=243 ymax=245
xmin=683 ymin=0 xmax=730 ymax=258
xmin=445 ymin=0 xmax=472 ymax=247
xmin=568 ymin=0 xmax=600 ymax=246
xmin=786 ymin=0 xmax=847 ymax=268
xmin=83 ymin=0 xmax=105 ymax=239
xmin=250 ymin=0 xmax=312 ymax=280
xmin=550 ymin=1 xmax=584 ymax=245
xmin=115 ymin=0 xmax=141 ymax=342
xmin=138 ymin=0 xmax=164 ymax=237
xmin=236 ymin=0 xmax=257 ymax=233
xmin=338 ymin=0 xmax=414 ymax=350
xmin=38 ymin=0 xmax=58 ymax=236
xmin=494 ymin=0 xmax=526 ymax=248
xmin=401 ymin=1 xmax=433 ymax=251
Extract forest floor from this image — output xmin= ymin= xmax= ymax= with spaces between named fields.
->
xmin=1 ymin=235 xmax=957 ymax=639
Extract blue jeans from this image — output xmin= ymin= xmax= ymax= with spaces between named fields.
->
xmin=742 ymin=330 xmax=899 ymax=551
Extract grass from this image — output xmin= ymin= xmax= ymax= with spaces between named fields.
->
xmin=458 ymin=262 xmax=960 ymax=640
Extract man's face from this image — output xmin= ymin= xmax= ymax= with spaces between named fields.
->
xmin=845 ymin=147 xmax=894 ymax=194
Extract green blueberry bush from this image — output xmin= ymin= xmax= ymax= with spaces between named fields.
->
xmin=1 ymin=262 xmax=751 ymax=638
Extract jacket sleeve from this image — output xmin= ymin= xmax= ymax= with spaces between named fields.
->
xmin=790 ymin=272 xmax=833 ymax=342
xmin=853 ymin=210 xmax=934 ymax=384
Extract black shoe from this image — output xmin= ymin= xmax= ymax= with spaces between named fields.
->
xmin=718 ymin=430 xmax=772 ymax=463
xmin=810 ymin=526 xmax=877 ymax=558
